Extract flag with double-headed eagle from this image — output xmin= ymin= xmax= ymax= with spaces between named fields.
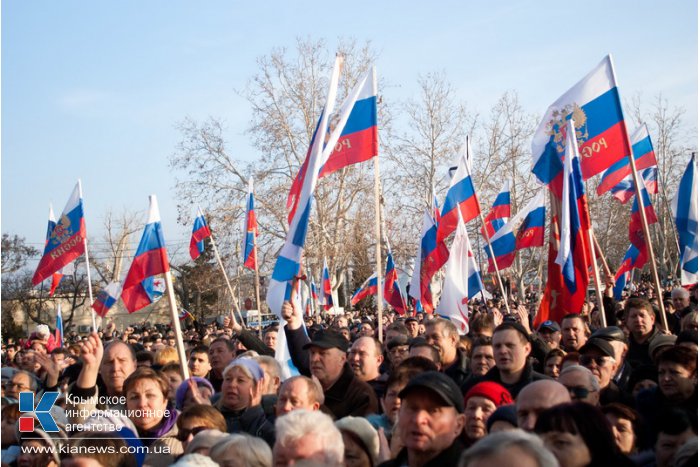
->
xmin=33 ymin=182 xmax=87 ymax=285
xmin=532 ymin=55 xmax=632 ymax=197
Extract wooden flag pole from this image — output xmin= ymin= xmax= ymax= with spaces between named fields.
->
xmin=163 ymin=269 xmax=190 ymax=379
xmin=609 ymin=57 xmax=668 ymax=332
xmin=478 ymin=209 xmax=512 ymax=313
xmin=252 ymin=234 xmax=263 ymax=339
xmin=77 ymin=180 xmax=98 ymax=331
xmin=463 ymin=136 xmax=510 ymax=313
xmin=209 ymin=232 xmax=246 ymax=328
xmin=592 ymin=232 xmax=612 ymax=278
xmin=583 ymin=181 xmax=606 ymax=327
xmin=374 ymin=155 xmax=384 ymax=342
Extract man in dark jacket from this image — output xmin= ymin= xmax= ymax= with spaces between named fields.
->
xmin=464 ymin=322 xmax=551 ymax=398
xmin=424 ymin=318 xmax=470 ymax=387
xmin=281 ymin=301 xmax=378 ymax=419
xmin=624 ymin=298 xmax=659 ymax=369
xmin=379 ymin=371 xmax=466 ymax=467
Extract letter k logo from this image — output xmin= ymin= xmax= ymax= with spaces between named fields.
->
xmin=18 ymin=391 xmax=59 ymax=432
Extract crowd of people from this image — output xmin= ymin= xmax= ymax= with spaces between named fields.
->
xmin=0 ymin=277 xmax=697 ymax=467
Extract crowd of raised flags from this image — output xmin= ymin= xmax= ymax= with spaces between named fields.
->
xmin=30 ymin=53 xmax=697 ymax=367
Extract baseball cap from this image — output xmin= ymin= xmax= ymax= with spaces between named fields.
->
xmin=302 ymin=329 xmax=349 ymax=352
xmin=579 ymin=337 xmax=615 ymax=358
xmin=591 ymin=326 xmax=626 ymax=343
xmin=538 ymin=321 xmax=561 ymax=332
xmin=398 ymin=371 xmax=464 ymax=412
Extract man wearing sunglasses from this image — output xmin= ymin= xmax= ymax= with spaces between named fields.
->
xmin=579 ymin=338 xmax=630 ymax=405
xmin=557 ymin=364 xmax=600 ymax=405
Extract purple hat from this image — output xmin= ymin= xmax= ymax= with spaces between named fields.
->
xmin=175 ymin=377 xmax=215 ymax=410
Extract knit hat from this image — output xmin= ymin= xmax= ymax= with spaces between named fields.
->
xmin=464 ymin=381 xmax=513 ymax=407
xmin=486 ymin=404 xmax=518 ymax=432
xmin=335 ymin=416 xmax=380 ymax=465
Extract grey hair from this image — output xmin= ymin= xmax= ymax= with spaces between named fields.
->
xmin=14 ymin=370 xmax=39 ymax=392
xmin=459 ymin=429 xmax=558 ymax=467
xmin=254 ymin=355 xmax=282 ymax=382
xmin=209 ymin=433 xmax=272 ymax=467
xmin=274 ymin=409 xmax=343 ymax=465
xmin=559 ymin=364 xmax=600 ymax=391
xmin=672 ymin=287 xmax=690 ymax=299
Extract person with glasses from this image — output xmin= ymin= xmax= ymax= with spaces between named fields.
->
xmin=3 ymin=370 xmax=37 ymax=400
xmin=176 ymin=404 xmax=227 ymax=452
xmin=578 ymin=338 xmax=630 ymax=405
xmin=557 ymin=365 xmax=600 ymax=405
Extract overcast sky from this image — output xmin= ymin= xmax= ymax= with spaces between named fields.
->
xmin=2 ymin=0 xmax=697 ymax=268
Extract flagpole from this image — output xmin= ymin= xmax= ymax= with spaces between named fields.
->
xmin=473 ymin=224 xmax=490 ymax=309
xmin=374 ymin=155 xmax=384 ymax=342
xmin=252 ymin=232 xmax=263 ymax=340
xmin=592 ymin=232 xmax=612 ymax=277
xmin=209 ymin=232 xmax=246 ymax=328
xmin=476 ymin=189 xmax=511 ymax=314
xmin=609 ymin=56 xmax=668 ymax=332
xmin=583 ymin=181 xmax=606 ymax=327
xmin=77 ymin=179 xmax=98 ymax=331
xmin=163 ymin=269 xmax=190 ymax=379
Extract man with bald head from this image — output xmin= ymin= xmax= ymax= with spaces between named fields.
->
xmin=515 ymin=380 xmax=571 ymax=431
xmin=557 ymin=365 xmax=600 ymax=406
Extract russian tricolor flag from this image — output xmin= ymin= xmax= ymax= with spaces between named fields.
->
xmin=55 ymin=304 xmax=63 ymax=348
xmin=92 ymin=281 xmax=122 ymax=317
xmin=33 ymin=182 xmax=87 ymax=285
xmin=555 ymin=120 xmax=591 ymax=294
xmin=486 ymin=191 xmax=546 ymax=272
xmin=437 ymin=140 xmax=481 ymax=243
xmin=536 ymin=126 xmax=592 ymax=327
xmin=45 ymin=204 xmax=75 ymax=296
xmin=243 ymin=178 xmax=258 ymax=270
xmin=351 ymin=273 xmax=378 ymax=306
xmin=598 ymin=124 xmax=658 ymax=196
xmin=482 ymin=180 xmax=511 ymax=240
xmin=532 ymin=55 xmax=632 ymax=196
xmin=409 ymin=209 xmax=449 ymax=313
xmin=610 ymin=166 xmax=658 ymax=204
xmin=671 ymin=155 xmax=698 ymax=285
xmin=629 ymin=185 xmax=658 ymax=267
xmin=267 ymin=56 xmax=345 ymax=316
xmin=189 ymin=208 xmax=211 ymax=260
xmin=287 ymin=66 xmax=377 ymax=223
xmin=613 ymin=244 xmax=640 ymax=300
xmin=384 ymin=251 xmax=407 ymax=314
xmin=121 ymin=196 xmax=171 ymax=313
xmin=322 ymin=258 xmax=334 ymax=311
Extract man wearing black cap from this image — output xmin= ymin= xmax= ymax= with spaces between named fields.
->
xmin=464 ymin=322 xmax=551 ymax=398
xmin=591 ymin=326 xmax=631 ymax=391
xmin=405 ymin=317 xmax=420 ymax=338
xmin=281 ymin=301 xmax=378 ymax=419
xmin=536 ymin=320 xmax=562 ymax=350
xmin=579 ymin=337 xmax=630 ymax=405
xmin=379 ymin=371 xmax=466 ymax=466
